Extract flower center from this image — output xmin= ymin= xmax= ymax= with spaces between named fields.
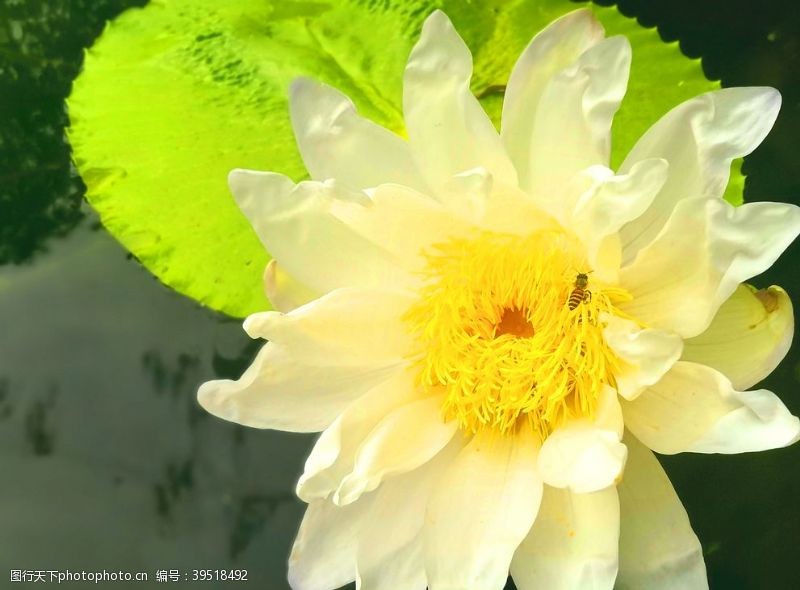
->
xmin=405 ymin=230 xmax=629 ymax=439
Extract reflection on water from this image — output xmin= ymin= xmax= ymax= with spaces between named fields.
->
xmin=0 ymin=379 xmax=12 ymax=421
xmin=1 ymin=0 xmax=799 ymax=589
xmin=0 ymin=0 xmax=149 ymax=265
xmin=213 ymin=339 xmax=263 ymax=383
xmin=154 ymin=458 xmax=195 ymax=522
xmin=231 ymin=493 xmax=296 ymax=560
xmin=23 ymin=384 xmax=58 ymax=456
xmin=143 ymin=351 xmax=202 ymax=400
xmin=0 ymin=217 xmax=311 ymax=587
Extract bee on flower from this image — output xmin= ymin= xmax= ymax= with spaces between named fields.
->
xmin=199 ymin=8 xmax=799 ymax=590
xmin=567 ymin=271 xmax=592 ymax=310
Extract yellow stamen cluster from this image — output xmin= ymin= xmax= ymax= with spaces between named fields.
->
xmin=404 ymin=230 xmax=629 ymax=439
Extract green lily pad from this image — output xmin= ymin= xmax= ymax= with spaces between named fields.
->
xmin=68 ymin=0 xmax=737 ymax=318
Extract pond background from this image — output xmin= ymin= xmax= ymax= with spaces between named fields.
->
xmin=1 ymin=0 xmax=798 ymax=588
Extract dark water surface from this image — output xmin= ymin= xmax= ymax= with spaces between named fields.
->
xmin=1 ymin=0 xmax=799 ymax=589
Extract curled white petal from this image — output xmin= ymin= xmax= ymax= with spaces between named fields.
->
xmin=620 ymin=197 xmax=800 ymax=338
xmin=328 ymin=182 xmax=475 ymax=274
xmin=682 ymin=284 xmax=794 ymax=390
xmin=502 ymin=8 xmax=605 ymax=189
xmin=334 ymin=396 xmax=458 ymax=505
xmin=262 ymin=260 xmax=318 ymax=313
xmin=289 ymin=497 xmax=372 ymax=590
xmin=511 ymin=485 xmax=620 ymax=590
xmin=403 ymin=10 xmax=517 ymax=190
xmin=289 ymin=77 xmax=428 ymax=192
xmin=602 ymin=314 xmax=683 ymax=401
xmin=243 ymin=287 xmax=415 ymax=365
xmin=435 ymin=167 xmax=492 ymax=225
xmin=570 ymin=158 xmax=669 ymax=281
xmin=538 ymin=386 xmax=627 ymax=493
xmin=616 ymin=434 xmax=708 ymax=590
xmin=355 ymin=437 xmax=463 ymax=590
xmin=619 ymin=87 xmax=782 ymax=261
xmin=229 ymin=169 xmax=412 ymax=295
xmin=296 ymin=370 xmax=421 ymax=502
xmin=524 ymin=35 xmax=631 ymax=200
xmin=622 ymin=361 xmax=800 ymax=454
xmin=425 ymin=429 xmax=541 ymax=590
xmin=198 ymin=342 xmax=401 ymax=433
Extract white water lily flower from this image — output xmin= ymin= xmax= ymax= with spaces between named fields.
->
xmin=198 ymin=8 xmax=800 ymax=590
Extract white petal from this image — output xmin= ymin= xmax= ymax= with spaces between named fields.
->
xmin=538 ymin=386 xmax=627 ymax=493
xmin=356 ymin=170 xmax=555 ymax=240
xmin=570 ymin=158 xmax=669 ymax=281
xmin=682 ymin=284 xmax=794 ymax=390
xmin=481 ymin=179 xmax=560 ymax=237
xmin=502 ymin=8 xmax=604 ymax=189
xmin=619 ymin=197 xmax=800 ymax=338
xmin=622 ymin=361 xmax=800 ymax=454
xmin=428 ymin=168 xmax=561 ymax=237
xmin=229 ymin=169 xmax=412 ymax=294
xmin=616 ymin=434 xmax=708 ymax=590
xmin=425 ymin=430 xmax=542 ymax=590
xmin=510 ymin=486 xmax=619 ymax=590
xmin=602 ymin=314 xmax=683 ymax=400
xmin=523 ymin=35 xmax=631 ymax=198
xmin=619 ymin=87 xmax=781 ymax=262
xmin=538 ymin=428 xmax=626 ymax=493
xmin=359 ymin=539 xmax=425 ymax=590
xmin=435 ymin=168 xmax=492 ymax=225
xmin=289 ymin=496 xmax=373 ymax=590
xmin=297 ymin=370 xmax=421 ymax=502
xmin=328 ymin=183 xmax=475 ymax=273
xmin=243 ymin=287 xmax=415 ymax=366
xmin=356 ymin=437 xmax=463 ymax=590
xmin=263 ymin=260 xmax=318 ymax=313
xmin=290 ymin=77 xmax=428 ymax=192
xmin=403 ymin=11 xmax=517 ymax=190
xmin=292 ymin=437 xmax=461 ymax=590
xmin=335 ymin=396 xmax=458 ymax=505
xmin=572 ymin=159 xmax=669 ymax=237
xmin=197 ymin=342 xmax=401 ymax=433
xmin=297 ymin=416 xmax=348 ymax=501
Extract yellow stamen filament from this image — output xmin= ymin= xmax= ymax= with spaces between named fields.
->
xmin=404 ymin=231 xmax=630 ymax=439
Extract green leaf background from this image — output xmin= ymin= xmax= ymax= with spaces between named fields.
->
xmin=68 ymin=0 xmax=740 ymax=318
